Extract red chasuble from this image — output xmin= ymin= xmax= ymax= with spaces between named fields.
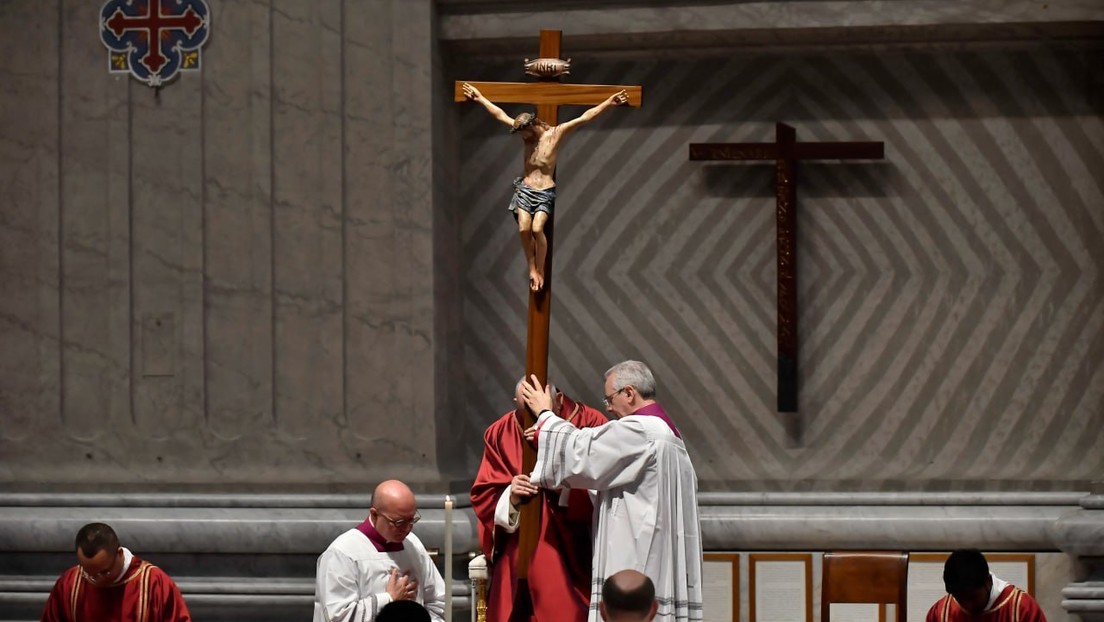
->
xmin=927 ymin=585 xmax=1046 ymax=622
xmin=471 ymin=396 xmax=608 ymax=622
xmin=40 ymin=555 xmax=192 ymax=622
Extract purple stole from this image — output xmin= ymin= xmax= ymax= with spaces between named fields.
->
xmin=631 ymin=402 xmax=682 ymax=438
xmin=355 ymin=516 xmax=404 ymax=552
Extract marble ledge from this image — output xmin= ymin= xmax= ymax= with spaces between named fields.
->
xmin=1 ymin=490 xmax=1096 ymax=554
xmin=700 ymin=504 xmax=1076 ymax=550
xmin=0 ymin=492 xmax=472 ymax=509
xmin=0 ymin=577 xmax=315 ymax=595
xmin=0 ymin=506 xmax=481 ymax=555
xmin=439 ymin=0 xmax=1104 ymax=44
xmin=1051 ymin=492 xmax=1104 ymax=557
xmin=1083 ymin=495 xmax=1104 ymax=510
xmin=697 ymin=491 xmax=1086 ymax=506
xmin=1063 ymin=584 xmax=1104 ymax=600
xmin=0 ymin=577 xmax=472 ymax=600
xmin=1060 ymin=597 xmax=1104 ymax=615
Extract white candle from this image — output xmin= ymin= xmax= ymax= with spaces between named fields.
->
xmin=444 ymin=495 xmax=453 ymax=622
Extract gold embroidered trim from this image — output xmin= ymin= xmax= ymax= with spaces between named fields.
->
xmin=136 ymin=563 xmax=154 ymax=622
xmin=69 ymin=569 xmax=83 ymax=621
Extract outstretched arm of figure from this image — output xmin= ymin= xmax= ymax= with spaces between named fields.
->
xmin=462 ymin=83 xmax=514 ymax=127
xmin=556 ymin=89 xmax=628 ymax=135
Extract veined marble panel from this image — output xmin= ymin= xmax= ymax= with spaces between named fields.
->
xmin=0 ymin=1 xmax=61 ymax=448
xmin=343 ymin=0 xmax=445 ymax=472
xmin=58 ymin=0 xmax=130 ymax=442
xmin=271 ymin=0 xmax=345 ymax=442
xmin=129 ymin=71 xmax=206 ymax=442
xmin=202 ymin=0 xmax=274 ymax=441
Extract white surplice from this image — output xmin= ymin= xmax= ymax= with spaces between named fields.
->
xmin=313 ymin=529 xmax=445 ymax=622
xmin=531 ymin=410 xmax=704 ymax=621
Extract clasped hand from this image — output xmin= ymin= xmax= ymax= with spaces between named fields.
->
xmin=386 ymin=567 xmax=419 ymax=602
xmin=509 ymin=474 xmax=540 ymax=506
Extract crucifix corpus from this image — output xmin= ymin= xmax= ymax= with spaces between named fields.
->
xmin=690 ymin=122 xmax=884 ymax=413
xmin=455 ymin=28 xmax=641 ymax=604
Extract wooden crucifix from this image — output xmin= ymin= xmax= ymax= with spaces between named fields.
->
xmin=455 ymin=29 xmax=641 ymax=598
xmin=690 ymin=123 xmax=884 ymax=413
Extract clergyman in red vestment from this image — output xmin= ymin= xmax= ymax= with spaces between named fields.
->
xmin=471 ymin=380 xmax=608 ymax=621
xmin=40 ymin=522 xmax=191 ymax=622
xmin=926 ymin=549 xmax=1047 ymax=622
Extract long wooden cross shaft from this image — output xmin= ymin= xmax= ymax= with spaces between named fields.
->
xmin=690 ymin=122 xmax=883 ymax=413
xmin=455 ymin=30 xmax=641 ymax=594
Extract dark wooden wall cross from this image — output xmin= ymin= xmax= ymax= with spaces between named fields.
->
xmin=455 ymin=29 xmax=641 ymax=611
xmin=690 ymin=122 xmax=884 ymax=413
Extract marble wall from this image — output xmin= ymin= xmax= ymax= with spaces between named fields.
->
xmin=0 ymin=0 xmax=470 ymax=491
xmin=1 ymin=0 xmax=1100 ymax=494
xmin=1 ymin=3 xmax=1102 ymax=621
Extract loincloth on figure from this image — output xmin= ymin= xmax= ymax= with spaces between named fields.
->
xmin=508 ymin=177 xmax=556 ymax=217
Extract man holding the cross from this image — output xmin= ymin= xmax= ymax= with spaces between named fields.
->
xmin=471 ymin=378 xmax=608 ymax=621
xmin=520 ymin=361 xmax=704 ymax=622
xmin=463 ymin=82 xmax=628 ymax=292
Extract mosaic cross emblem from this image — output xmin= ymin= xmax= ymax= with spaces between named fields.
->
xmin=100 ymin=0 xmax=210 ymax=87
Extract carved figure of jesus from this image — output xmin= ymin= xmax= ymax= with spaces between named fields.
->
xmin=463 ymin=82 xmax=628 ymax=291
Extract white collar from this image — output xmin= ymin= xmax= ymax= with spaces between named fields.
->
xmin=110 ymin=547 xmax=135 ymax=585
xmin=985 ymin=573 xmax=1010 ymax=612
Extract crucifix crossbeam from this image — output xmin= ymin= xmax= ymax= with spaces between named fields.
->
xmin=455 ymin=29 xmax=641 ymax=596
xmin=453 ymin=81 xmax=644 ymax=107
xmin=690 ymin=122 xmax=884 ymax=413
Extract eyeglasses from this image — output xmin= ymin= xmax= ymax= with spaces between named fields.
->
xmin=79 ymin=549 xmax=119 ymax=581
xmin=374 ymin=509 xmax=421 ymax=529
xmin=603 ymin=387 xmax=627 ymax=408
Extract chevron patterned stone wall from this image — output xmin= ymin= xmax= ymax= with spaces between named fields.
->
xmin=455 ymin=43 xmax=1104 ymax=491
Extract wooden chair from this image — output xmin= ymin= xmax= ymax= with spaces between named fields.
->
xmin=822 ymin=551 xmax=909 ymax=622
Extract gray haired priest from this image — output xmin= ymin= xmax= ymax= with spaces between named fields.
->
xmin=520 ymin=361 xmax=704 ymax=622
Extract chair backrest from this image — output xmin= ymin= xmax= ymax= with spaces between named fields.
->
xmin=822 ymin=551 xmax=909 ymax=622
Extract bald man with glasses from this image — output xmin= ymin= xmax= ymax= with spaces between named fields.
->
xmin=39 ymin=522 xmax=192 ymax=621
xmin=314 ymin=480 xmax=446 ymax=622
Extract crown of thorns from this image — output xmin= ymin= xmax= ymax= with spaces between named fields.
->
xmin=510 ymin=112 xmax=537 ymax=133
